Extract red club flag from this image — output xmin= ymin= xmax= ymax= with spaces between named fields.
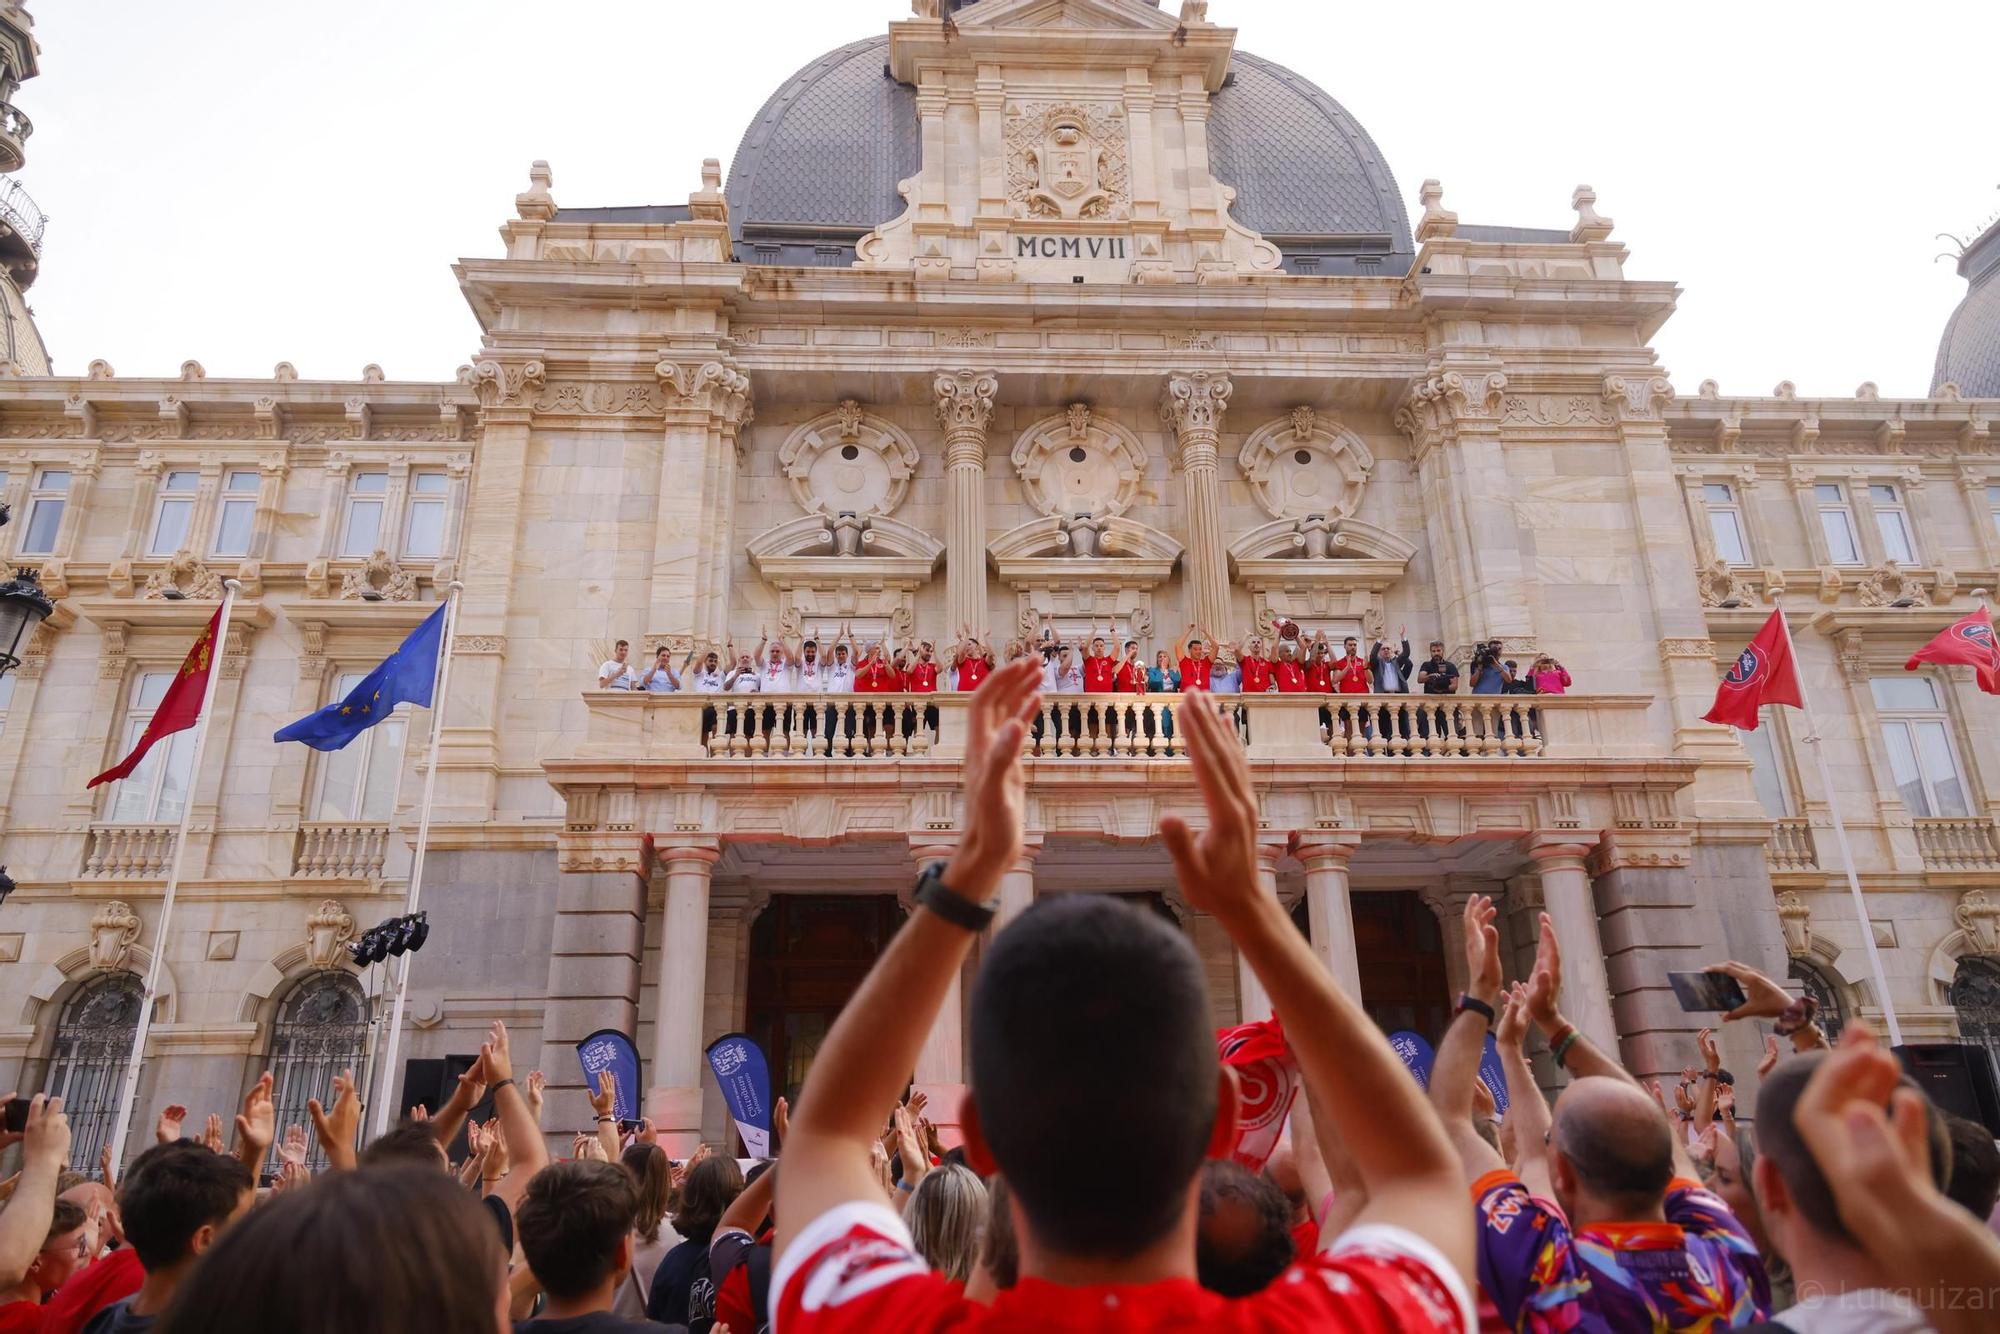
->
xmin=1703 ymin=607 xmax=1803 ymax=730
xmin=88 ymin=605 xmax=222 ymax=788
xmin=1905 ymin=605 xmax=2000 ymax=695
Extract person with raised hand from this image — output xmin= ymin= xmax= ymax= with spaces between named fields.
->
xmin=306 ymin=1069 xmax=362 ymax=1171
xmin=770 ymin=672 xmax=1474 ymax=1331
xmin=0 ymin=1095 xmax=70 ymax=1291
xmin=1484 ymin=912 xmax=1770 ymax=1329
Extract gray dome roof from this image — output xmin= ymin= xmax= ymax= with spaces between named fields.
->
xmin=723 ymin=37 xmax=1413 ymax=274
xmin=1934 ymin=224 xmax=2000 ymax=398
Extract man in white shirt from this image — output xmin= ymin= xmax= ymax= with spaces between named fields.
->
xmin=792 ymin=636 xmax=830 ymax=755
xmin=597 ymin=640 xmax=637 ymax=691
xmin=722 ymin=637 xmax=765 ymax=749
xmin=639 ymin=646 xmax=683 ymax=693
xmin=690 ymin=648 xmax=727 ymax=746
xmin=824 ymin=636 xmax=857 ymax=755
xmin=758 ymin=636 xmax=795 ymax=748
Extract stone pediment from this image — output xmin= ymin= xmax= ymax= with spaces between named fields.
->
xmin=946 ymin=0 xmax=1182 ymax=33
xmin=988 ymin=514 xmax=1182 ymax=564
xmin=747 ymin=514 xmax=944 ymax=584
xmin=1228 ymin=517 xmax=1415 ymax=582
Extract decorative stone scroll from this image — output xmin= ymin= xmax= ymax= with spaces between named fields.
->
xmin=1008 ymin=404 xmax=1148 ymax=519
xmin=777 ymin=402 xmax=920 ymax=518
xmin=306 ymin=899 xmax=357 ymax=970
xmin=338 ymin=550 xmax=420 ymax=602
xmin=1237 ymin=407 xmax=1376 ymax=521
xmin=89 ymin=901 xmax=142 ymax=973
xmin=142 ymin=552 xmax=225 ymax=601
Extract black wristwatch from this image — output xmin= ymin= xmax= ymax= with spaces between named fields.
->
xmin=913 ymin=861 xmax=998 ymax=932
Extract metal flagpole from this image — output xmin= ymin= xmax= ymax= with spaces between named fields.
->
xmin=105 ymin=578 xmax=242 ymax=1177
xmin=370 ymin=582 xmax=464 ymax=1137
xmin=1774 ymin=606 xmax=1904 ymax=1046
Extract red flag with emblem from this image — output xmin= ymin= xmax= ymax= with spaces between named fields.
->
xmin=88 ymin=605 xmax=222 ymax=788
xmin=1217 ymin=1014 xmax=1300 ymax=1171
xmin=1905 ymin=605 xmax=2000 ymax=695
xmin=1703 ymin=607 xmax=1803 ymax=730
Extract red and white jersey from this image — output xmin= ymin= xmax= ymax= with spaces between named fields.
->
xmin=906 ymin=661 xmax=940 ymax=693
xmin=1180 ymin=656 xmax=1214 ymax=691
xmin=957 ymin=656 xmax=991 ymax=691
xmin=853 ymin=659 xmax=901 ymax=693
xmin=775 ymin=1200 xmax=1471 ymax=1333
xmin=1273 ymin=660 xmax=1307 ymax=693
xmin=1114 ymin=659 xmax=1145 ymax=693
xmin=1240 ymin=656 xmax=1275 ymax=694
xmin=1082 ymin=654 xmax=1117 ymax=693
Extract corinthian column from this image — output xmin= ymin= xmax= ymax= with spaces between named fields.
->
xmin=934 ymin=370 xmax=999 ymax=637
xmin=1160 ymin=371 xmax=1234 ymax=634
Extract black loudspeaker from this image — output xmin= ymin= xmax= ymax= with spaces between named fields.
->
xmin=1893 ymin=1043 xmax=2000 ymax=1137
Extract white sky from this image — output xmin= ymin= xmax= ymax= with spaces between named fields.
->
xmin=18 ymin=0 xmax=2000 ymax=397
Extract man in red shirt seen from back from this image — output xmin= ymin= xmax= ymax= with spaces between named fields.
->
xmin=771 ymin=661 xmax=1476 ymax=1333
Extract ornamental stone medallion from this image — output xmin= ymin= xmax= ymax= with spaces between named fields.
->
xmin=1009 ymin=403 xmax=1149 ymax=518
xmin=1006 ymin=103 xmax=1130 ymax=222
xmin=1237 ymin=406 xmax=1375 ymax=521
xmin=777 ymin=401 xmax=920 ymax=518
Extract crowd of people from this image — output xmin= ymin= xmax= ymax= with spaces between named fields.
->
xmin=595 ymin=622 xmax=1575 ymax=756
xmin=1 ymin=668 xmax=1994 ymax=1331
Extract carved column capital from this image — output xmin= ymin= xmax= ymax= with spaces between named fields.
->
xmin=933 ymin=369 xmax=998 ymax=467
xmin=1392 ymin=368 xmax=1507 ymax=445
xmin=1158 ymin=370 xmax=1232 ymax=466
xmin=467 ymin=357 xmax=546 ymax=410
xmin=656 ymin=360 xmax=753 ymax=428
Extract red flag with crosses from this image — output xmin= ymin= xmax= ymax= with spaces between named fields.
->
xmin=1703 ymin=607 xmax=1804 ymax=730
xmin=1905 ymin=605 xmax=2000 ymax=695
xmin=88 ymin=605 xmax=222 ymax=788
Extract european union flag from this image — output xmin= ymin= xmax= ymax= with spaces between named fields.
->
xmin=274 ymin=603 xmax=448 ymax=752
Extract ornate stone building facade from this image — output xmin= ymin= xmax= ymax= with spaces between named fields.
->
xmin=3 ymin=0 xmax=2000 ymax=1163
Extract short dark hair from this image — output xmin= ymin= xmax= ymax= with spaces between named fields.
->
xmin=669 ymin=1152 xmax=744 ymax=1243
xmin=154 ymin=1167 xmax=503 ymax=1334
xmin=970 ymin=896 xmax=1216 ymax=1258
xmin=516 ymin=1160 xmax=636 ymax=1301
xmin=359 ymin=1121 xmax=445 ymax=1170
xmin=1552 ymin=1093 xmax=1673 ymax=1216
xmin=1944 ymin=1114 xmax=2000 ymax=1222
xmin=46 ymin=1197 xmax=86 ymax=1245
xmin=615 ymin=640 xmax=628 ymax=649
xmin=118 ymin=1141 xmax=255 ymax=1270
xmin=1756 ymin=1052 xmax=1951 ymax=1247
xmin=1196 ymin=1160 xmax=1293 ymax=1297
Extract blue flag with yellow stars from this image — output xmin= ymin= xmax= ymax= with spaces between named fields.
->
xmin=274 ymin=602 xmax=448 ymax=751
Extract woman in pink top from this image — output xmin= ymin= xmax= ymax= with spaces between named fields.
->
xmin=1529 ymin=655 xmax=1571 ymax=695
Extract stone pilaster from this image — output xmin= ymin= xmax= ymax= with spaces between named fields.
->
xmin=934 ymin=371 xmax=998 ymax=638
xmin=656 ymin=359 xmax=753 ymax=653
xmin=1296 ymin=834 xmax=1362 ymax=998
xmin=1235 ymin=839 xmax=1285 ymax=1022
xmin=1523 ymin=834 xmax=1618 ymax=1058
xmin=906 ymin=841 xmax=968 ymax=1131
xmin=1159 ymin=371 xmax=1234 ymax=636
xmin=994 ymin=839 xmax=1040 ymax=934
xmin=648 ymin=840 xmax=719 ymax=1153
xmin=536 ymin=862 xmax=648 ymax=1153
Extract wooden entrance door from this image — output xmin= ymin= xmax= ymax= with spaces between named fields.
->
xmin=746 ymin=895 xmax=906 ymax=1107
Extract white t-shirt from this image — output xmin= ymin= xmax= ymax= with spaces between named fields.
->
xmin=598 ymin=659 xmax=637 ymax=690
xmin=691 ymin=667 xmax=727 ymax=694
xmin=639 ymin=664 xmax=679 ymax=693
xmin=795 ymin=658 xmax=828 ymax=694
xmin=1052 ymin=657 xmax=1083 ymax=694
xmin=728 ymin=668 xmax=762 ymax=694
xmin=825 ymin=660 xmax=855 ymax=694
xmin=1774 ymin=1289 xmax=1932 ymax=1333
xmin=761 ymin=660 xmax=795 ymax=692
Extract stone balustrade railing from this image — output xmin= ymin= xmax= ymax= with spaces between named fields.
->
xmin=292 ymin=822 xmax=390 ymax=879
xmin=1914 ymin=817 xmax=2000 ymax=872
xmin=1767 ymin=817 xmax=1819 ymax=872
xmin=576 ymin=690 xmax=1660 ymax=764
xmin=82 ymin=824 xmax=177 ymax=879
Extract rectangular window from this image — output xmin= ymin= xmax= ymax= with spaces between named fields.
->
xmin=339 ymin=471 xmax=387 ymax=557
xmin=1814 ymin=483 xmax=1861 ymax=565
xmin=106 ymin=672 xmax=197 ymax=824
xmin=1702 ymin=482 xmax=1750 ymax=565
xmin=1987 ymin=483 xmax=1999 ymax=539
xmin=402 ymin=471 xmax=447 ymax=559
xmin=146 ymin=470 xmax=200 ymax=557
xmin=312 ymin=671 xmax=408 ymax=822
xmin=1738 ymin=712 xmax=1793 ymax=817
xmin=1867 ymin=483 xmax=1916 ymax=565
xmin=20 ymin=468 xmax=68 ymax=555
xmin=1871 ymin=675 xmax=1972 ymax=818
xmin=210 ymin=470 xmax=261 ymax=558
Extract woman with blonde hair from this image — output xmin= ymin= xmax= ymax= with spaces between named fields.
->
xmin=905 ymin=1162 xmax=988 ymax=1283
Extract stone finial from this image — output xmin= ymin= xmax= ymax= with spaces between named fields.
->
xmin=690 ymin=156 xmax=728 ymax=224
xmin=1415 ymin=179 xmax=1457 ymax=242
xmin=1938 ymin=381 xmax=1963 ymax=401
xmin=178 ymin=360 xmax=205 ymax=381
xmin=911 ymin=0 xmax=941 ymax=16
xmin=88 ymin=900 xmax=142 ymax=973
xmin=701 ymin=157 xmax=721 ymax=194
xmin=516 ymin=159 xmax=557 ymax=222
xmin=1855 ymin=381 xmax=1879 ymax=400
xmin=86 ymin=359 xmax=115 ymax=379
xmin=1569 ymin=184 xmax=1614 ymax=243
xmin=1773 ymin=380 xmax=1797 ymax=400
xmin=1179 ymin=0 xmax=1210 ymax=21
xmin=362 ymin=363 xmax=386 ymax=383
xmin=1697 ymin=378 xmax=1720 ymax=399
xmin=273 ymin=361 xmax=299 ymax=381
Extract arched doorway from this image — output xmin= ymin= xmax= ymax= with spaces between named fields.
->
xmin=264 ymin=972 xmax=369 ymax=1177
xmin=1789 ymin=958 xmax=1847 ymax=1046
xmin=1950 ymin=956 xmax=2000 ymax=1086
xmin=46 ymin=972 xmax=144 ymax=1170
xmin=746 ymin=895 xmax=906 ymax=1107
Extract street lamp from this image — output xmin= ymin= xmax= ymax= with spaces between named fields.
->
xmin=0 ymin=566 xmax=54 ymax=677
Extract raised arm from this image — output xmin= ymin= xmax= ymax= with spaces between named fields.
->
xmin=1162 ymin=695 xmax=1472 ymax=1285
xmin=588 ymin=1071 xmax=623 ymax=1164
xmin=307 ymin=1068 xmax=362 ymax=1172
xmin=1495 ymin=983 xmax=1553 ymax=1199
xmin=479 ymin=1021 xmax=549 ymax=1210
xmin=774 ymin=657 xmax=1043 ymax=1266
xmin=1428 ymin=895 xmax=1506 ymax=1180
xmin=430 ymin=1062 xmax=488 ymax=1150
xmin=0 ymin=1096 xmax=69 ymax=1289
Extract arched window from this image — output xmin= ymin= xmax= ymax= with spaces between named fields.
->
xmin=1788 ymin=958 xmax=1846 ymax=1045
xmin=1950 ymin=957 xmax=2000 ymax=1089
xmin=265 ymin=972 xmax=368 ymax=1176
xmin=46 ymin=973 xmax=144 ymax=1170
